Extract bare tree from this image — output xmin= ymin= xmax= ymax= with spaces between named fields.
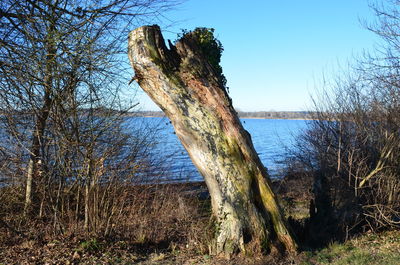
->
xmin=0 ymin=0 xmax=179 ymax=214
xmin=287 ymin=1 xmax=400 ymax=241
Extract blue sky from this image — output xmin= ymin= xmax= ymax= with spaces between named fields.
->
xmin=135 ymin=0 xmax=379 ymax=111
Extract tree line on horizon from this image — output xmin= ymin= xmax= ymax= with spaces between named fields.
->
xmin=133 ymin=110 xmax=314 ymax=119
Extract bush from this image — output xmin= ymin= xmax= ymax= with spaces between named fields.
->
xmin=286 ymin=1 xmax=400 ymax=242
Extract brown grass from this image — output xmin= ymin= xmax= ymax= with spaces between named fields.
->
xmin=0 ymin=182 xmax=213 ymax=264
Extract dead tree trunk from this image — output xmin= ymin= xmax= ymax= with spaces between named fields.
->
xmin=128 ymin=25 xmax=297 ymax=255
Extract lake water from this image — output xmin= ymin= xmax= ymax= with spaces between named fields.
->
xmin=138 ymin=117 xmax=308 ymax=182
xmin=0 ymin=117 xmax=308 ymax=187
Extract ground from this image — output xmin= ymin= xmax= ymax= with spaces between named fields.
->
xmin=1 ymin=181 xmax=399 ymax=264
xmin=1 ymin=230 xmax=399 ymax=264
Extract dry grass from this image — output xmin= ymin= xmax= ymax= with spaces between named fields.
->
xmin=1 ymin=179 xmax=399 ymax=265
xmin=0 ymin=182 xmax=213 ymax=264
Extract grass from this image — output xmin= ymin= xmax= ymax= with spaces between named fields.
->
xmin=301 ymin=230 xmax=400 ymax=265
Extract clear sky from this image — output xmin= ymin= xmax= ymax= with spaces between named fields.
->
xmin=134 ymin=0 xmax=379 ymax=111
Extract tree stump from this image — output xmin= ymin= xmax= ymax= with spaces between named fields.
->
xmin=128 ymin=25 xmax=297 ymax=255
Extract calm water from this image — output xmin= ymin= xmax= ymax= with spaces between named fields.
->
xmin=138 ymin=117 xmax=308 ymax=182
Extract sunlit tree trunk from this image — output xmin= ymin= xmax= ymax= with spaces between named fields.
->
xmin=24 ymin=102 xmax=51 ymax=214
xmin=128 ymin=25 xmax=297 ymax=255
xmin=24 ymin=22 xmax=56 ymax=214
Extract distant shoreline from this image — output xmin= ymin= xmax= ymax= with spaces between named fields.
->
xmin=131 ymin=111 xmax=315 ymax=120
xmin=237 ymin=116 xmax=316 ymax=121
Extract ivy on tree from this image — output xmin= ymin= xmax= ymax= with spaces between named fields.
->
xmin=177 ymin=28 xmax=227 ymax=89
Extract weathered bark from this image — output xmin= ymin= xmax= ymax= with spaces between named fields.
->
xmin=128 ymin=25 xmax=297 ymax=255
